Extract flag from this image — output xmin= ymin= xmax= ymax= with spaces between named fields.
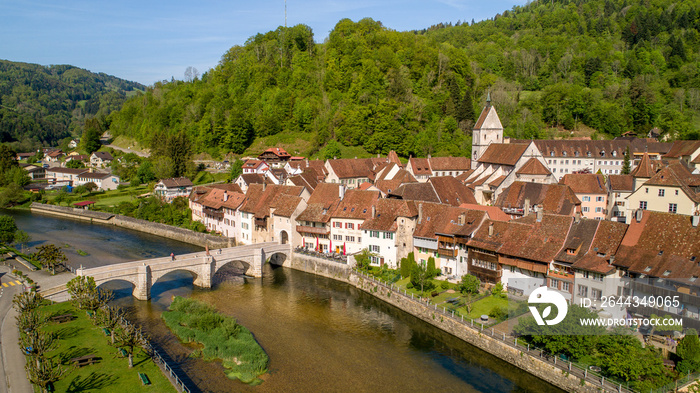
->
xmin=343 ymin=242 xmax=346 ymax=255
xmin=316 ymin=237 xmax=319 ymax=252
xmin=330 ymin=239 xmax=333 ymax=253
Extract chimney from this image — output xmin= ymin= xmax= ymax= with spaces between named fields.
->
xmin=262 ymin=181 xmax=266 ymax=191
xmin=305 ymin=158 xmax=309 ymax=168
xmin=339 ymin=184 xmax=346 ymax=200
xmin=418 ymin=203 xmax=423 ymax=224
xmin=536 ymin=209 xmax=543 ymax=222
xmin=488 ymin=222 xmax=494 ymax=236
xmin=377 ymin=153 xmax=380 ymax=158
xmin=371 ymin=205 xmax=376 ymax=219
xmin=427 ymin=154 xmax=432 ymax=159
xmin=524 ymin=198 xmax=530 ymax=216
xmin=693 ymin=215 xmax=700 ymax=227
xmin=575 ymin=211 xmax=581 ymax=223
xmin=636 ymin=209 xmax=643 ymax=223
xmin=609 ymin=255 xmax=615 ymax=266
xmin=458 ymin=212 xmax=465 ymax=225
xmin=223 ymin=191 xmax=228 ymax=202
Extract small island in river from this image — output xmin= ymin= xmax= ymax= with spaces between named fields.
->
xmin=162 ymin=296 xmax=269 ymax=384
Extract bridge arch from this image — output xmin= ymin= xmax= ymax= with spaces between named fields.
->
xmin=267 ymin=251 xmax=288 ymax=266
xmin=151 ymin=266 xmax=200 ymax=286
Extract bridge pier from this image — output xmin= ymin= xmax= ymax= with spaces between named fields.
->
xmin=134 ymin=264 xmax=151 ymax=301
xmin=247 ymin=249 xmax=265 ymax=277
xmin=193 ymin=256 xmax=214 ymax=288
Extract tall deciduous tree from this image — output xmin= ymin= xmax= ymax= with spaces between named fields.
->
xmin=96 ymin=305 xmax=125 ymax=345
xmin=12 ymin=291 xmax=44 ymax=314
xmin=81 ymin=118 xmax=103 ymax=154
xmin=0 ymin=215 xmax=17 ymax=244
xmin=114 ymin=323 xmax=147 ymax=368
xmin=25 ymin=354 xmax=66 ymax=393
xmin=35 ymin=244 xmax=67 ymax=275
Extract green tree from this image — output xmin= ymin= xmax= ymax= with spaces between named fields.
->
xmin=16 ymin=310 xmax=46 ymax=333
xmin=410 ymin=260 xmax=435 ymax=295
xmin=0 ymin=183 xmax=28 ymax=207
xmin=66 ymin=276 xmax=97 ymax=310
xmin=229 ymin=159 xmax=244 ymax=181
xmin=677 ymin=329 xmax=700 ymax=373
xmin=135 ymin=160 xmax=157 ymax=184
xmin=65 ymin=159 xmax=84 ymax=169
xmin=35 ymin=244 xmax=66 ymax=275
xmin=114 ymin=323 xmax=147 ymax=368
xmin=12 ymin=291 xmax=44 ymax=314
xmin=459 ymin=274 xmax=480 ymax=295
xmin=13 ymin=230 xmax=30 ymax=253
xmin=25 ymin=354 xmax=66 ymax=393
xmin=400 ymin=252 xmax=416 ymax=278
xmin=354 ymin=248 xmax=377 ymax=271
xmin=0 ymin=215 xmax=17 ymax=244
xmin=81 ymin=118 xmax=103 ymax=154
xmin=621 ymin=147 xmax=631 ymax=175
xmin=0 ymin=144 xmax=18 ymax=176
xmin=96 ymin=305 xmax=125 ymax=345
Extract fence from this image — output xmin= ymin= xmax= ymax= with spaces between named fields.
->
xmin=118 ymin=316 xmax=192 ymax=393
xmin=355 ymin=270 xmax=639 ymax=393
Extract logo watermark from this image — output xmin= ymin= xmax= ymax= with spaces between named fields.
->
xmin=528 ymin=286 xmax=568 ymax=326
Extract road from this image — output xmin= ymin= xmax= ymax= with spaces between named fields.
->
xmin=0 ymin=267 xmax=32 ymax=393
xmin=105 ymin=144 xmax=150 ymax=158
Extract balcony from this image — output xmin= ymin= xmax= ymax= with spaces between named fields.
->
xmin=437 ymin=247 xmax=458 ymax=258
xmin=548 ymin=270 xmax=574 ymax=281
xmin=255 ymin=217 xmax=267 ymax=228
xmin=203 ymin=207 xmax=223 ymax=220
xmin=296 ymin=225 xmax=330 ymax=235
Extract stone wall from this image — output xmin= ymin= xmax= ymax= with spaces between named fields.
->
xmin=346 ymin=273 xmax=619 ymax=393
xmin=284 ymin=253 xmax=620 ymax=393
xmin=30 ymin=202 xmax=230 ymax=249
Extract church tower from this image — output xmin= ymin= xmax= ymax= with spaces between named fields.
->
xmin=471 ymin=93 xmax=504 ymax=167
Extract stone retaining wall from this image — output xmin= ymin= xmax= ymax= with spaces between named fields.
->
xmin=30 ymin=203 xmax=230 ymax=249
xmin=284 ymin=253 xmax=611 ymax=393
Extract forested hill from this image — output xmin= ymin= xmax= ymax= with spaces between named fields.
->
xmin=107 ymin=0 xmax=700 ymax=160
xmin=0 ymin=60 xmax=144 ymax=151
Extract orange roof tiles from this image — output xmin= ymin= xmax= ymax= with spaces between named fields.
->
xmin=477 ymin=144 xmax=528 ymax=166
xmin=559 ymin=174 xmax=607 ymax=195
xmin=516 ymin=158 xmax=551 ymax=176
xmin=332 ymin=190 xmax=380 ymax=220
xmin=496 ymin=181 xmax=581 ymax=216
xmin=607 ymin=175 xmax=634 ymax=192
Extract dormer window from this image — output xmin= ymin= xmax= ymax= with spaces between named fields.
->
xmin=600 ymin=150 xmax=605 ymax=157
xmin=691 ymin=276 xmax=698 ymax=282
xmin=575 ymin=151 xmax=580 ymax=157
xmin=562 ymin=151 xmax=567 ymax=157
xmin=691 ymin=256 xmax=696 ymax=262
xmin=644 ymin=266 xmax=652 ymax=272
xmin=612 ymin=151 xmax=617 ymax=157
xmin=550 ymin=151 xmax=555 ymax=157
xmin=663 ymin=270 xmax=671 ymax=276
xmin=658 ymin=250 xmax=664 ymax=256
xmin=597 ymin=252 xmax=606 ymax=257
xmin=566 ymin=248 xmax=576 ymax=255
xmin=587 ymin=151 xmax=592 ymax=157
xmin=363 ymin=209 xmax=367 ymax=213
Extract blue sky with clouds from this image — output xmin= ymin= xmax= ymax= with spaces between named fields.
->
xmin=0 ymin=0 xmax=526 ymax=85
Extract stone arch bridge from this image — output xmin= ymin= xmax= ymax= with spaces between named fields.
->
xmin=77 ymin=242 xmax=290 ymax=300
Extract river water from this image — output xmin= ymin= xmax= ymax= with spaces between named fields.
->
xmin=8 ymin=209 xmax=562 ymax=393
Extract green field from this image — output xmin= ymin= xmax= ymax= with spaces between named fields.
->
xmin=36 ymin=302 xmax=176 ymax=393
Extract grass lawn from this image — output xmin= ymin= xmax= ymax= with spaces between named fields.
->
xmin=37 ymin=302 xmax=176 ymax=393
xmin=463 ymin=295 xmax=509 ymax=319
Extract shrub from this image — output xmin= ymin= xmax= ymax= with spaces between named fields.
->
xmin=441 ymin=282 xmax=449 ymax=290
xmin=489 ymin=305 xmax=508 ymax=321
xmin=406 ymin=282 xmax=414 ymax=289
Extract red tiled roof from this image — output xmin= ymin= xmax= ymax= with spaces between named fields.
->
xmin=644 ymin=162 xmax=700 ymax=203
xmin=408 ymin=158 xmax=432 ymax=175
xmin=414 ymin=202 xmax=487 ymax=239
xmin=327 ymin=158 xmax=376 ymax=179
xmin=332 ymin=190 xmax=380 ymax=220
xmin=296 ymin=183 xmax=343 ymax=223
xmin=559 ymin=174 xmax=607 ymax=195
xmin=159 ymin=177 xmax=193 ymax=188
xmin=631 ymin=153 xmax=655 ymax=178
xmin=429 ymin=156 xmax=471 ymax=171
xmin=496 ymin=181 xmax=581 ymax=216
xmin=516 ymin=158 xmax=551 ymax=176
xmin=607 ymin=175 xmax=634 ymax=192
xmin=663 ymin=141 xmax=700 ymax=158
xmin=361 ymin=199 xmax=417 ymax=232
xmin=271 ymin=194 xmax=304 ymax=217
xmin=459 ymin=203 xmax=511 ymax=222
xmin=478 ymin=144 xmax=528 ymax=166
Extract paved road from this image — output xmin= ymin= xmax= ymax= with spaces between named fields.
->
xmin=0 ymin=267 xmax=32 ymax=393
xmin=105 ymin=144 xmax=150 ymax=157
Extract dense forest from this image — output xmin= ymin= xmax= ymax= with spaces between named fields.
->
xmin=0 ymin=61 xmax=144 ymax=151
xmin=107 ymin=0 xmax=700 ymax=159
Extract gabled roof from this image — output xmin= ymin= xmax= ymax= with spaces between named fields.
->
xmin=286 ymin=159 xmax=327 ymax=179
xmin=361 ymin=199 xmax=418 ymax=232
xmin=614 ymin=211 xmax=700 ymax=285
xmin=239 ymin=173 xmax=266 ymax=185
xmin=296 ymin=183 xmax=342 ymax=223
xmin=496 ymin=181 xmax=581 ymax=216
xmin=559 ymin=174 xmax=607 ymax=195
xmin=332 ymin=190 xmax=380 ymax=220
xmin=374 ymin=163 xmax=417 ymax=194
xmin=270 ymin=194 xmax=304 ymax=217
xmin=91 ymin=151 xmax=113 ymax=161
xmin=78 ymin=172 xmax=113 ymax=180
xmin=259 ymin=147 xmax=291 ymax=159
xmin=516 ymin=158 xmax=551 ymax=176
xmin=663 ymin=140 xmax=700 ymax=159
xmin=644 ymin=162 xmax=700 ymax=203
xmin=388 ymin=183 xmax=441 ymax=203
xmin=243 ymin=159 xmax=266 ymax=170
xmin=158 ymin=177 xmax=193 ymax=188
xmin=519 ymin=139 xmax=671 ymax=160
xmin=287 ymin=169 xmax=319 ymax=191
xmin=327 ymin=158 xmax=376 ymax=179
xmin=408 ymin=158 xmax=432 ymax=175
xmin=630 ymin=153 xmax=656 ymax=178
xmin=607 ymin=175 xmax=634 ymax=192
xmin=47 ymin=167 xmax=89 ymax=175
xmin=459 ymin=203 xmax=511 ymax=222
xmin=468 ymin=214 xmax=573 ymax=263
xmin=570 ymin=220 xmax=628 ymax=274
xmin=414 ymin=202 xmax=487 ymax=239
xmin=429 ymin=156 xmax=471 ymax=171
xmin=473 ymin=104 xmax=503 ymax=130
xmin=240 ymin=184 xmax=304 ymax=218
xmin=46 ymin=150 xmax=64 ymax=158
xmin=387 ymin=150 xmax=402 ymax=167
xmin=428 ymin=177 xmax=477 ymax=205
xmin=477 ymin=144 xmax=528 ymax=166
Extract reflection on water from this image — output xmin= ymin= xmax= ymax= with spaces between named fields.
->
xmin=7 ymin=209 xmax=562 ymax=393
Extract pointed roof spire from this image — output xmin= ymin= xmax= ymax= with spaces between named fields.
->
xmin=486 ymin=90 xmax=492 ymax=106
xmin=631 ymin=152 xmax=654 ymax=178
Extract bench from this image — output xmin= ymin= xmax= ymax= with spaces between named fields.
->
xmin=102 ymin=328 xmax=110 ymax=336
xmin=50 ymin=314 xmax=74 ymax=323
xmin=138 ymin=372 xmax=150 ymax=385
xmin=70 ymin=354 xmax=97 ymax=367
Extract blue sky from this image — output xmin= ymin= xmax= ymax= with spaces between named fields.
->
xmin=0 ymin=0 xmax=525 ymax=86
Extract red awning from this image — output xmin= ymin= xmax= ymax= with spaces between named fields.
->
xmin=73 ymin=201 xmax=96 ymax=207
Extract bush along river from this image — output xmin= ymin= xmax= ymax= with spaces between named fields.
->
xmin=7 ymin=209 xmax=563 ymax=393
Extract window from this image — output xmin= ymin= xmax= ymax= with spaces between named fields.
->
xmin=345 ymin=223 xmax=354 ymax=229
xmin=370 ymin=245 xmax=380 ymax=253
xmin=658 ymin=189 xmax=665 ymax=197
xmin=334 ymin=222 xmax=342 ymax=228
xmin=595 ymin=207 xmax=602 ymax=213
xmin=669 ymin=203 xmax=677 ymax=214
xmin=550 ymin=279 xmax=560 ymax=289
xmin=345 ymin=236 xmax=355 ymax=242
xmin=582 ymin=206 xmax=589 ymax=212
xmin=591 ymin=289 xmax=602 ymax=300
xmin=582 ymin=196 xmax=590 ymax=202
xmin=550 ymin=151 xmax=555 ymax=157
xmin=565 ymin=160 xmax=569 ymax=164
xmin=333 ymin=235 xmax=342 ymax=241
xmin=640 ymin=201 xmax=647 ymax=210
xmin=562 ymin=282 xmax=570 ymax=291
xmin=370 ymin=231 xmax=379 ymax=238
xmin=563 ymin=151 xmax=567 ymax=157
xmin=676 ymin=190 xmax=679 ymax=195
xmin=383 ymin=232 xmax=394 ymax=239
xmin=645 ymin=188 xmax=649 ymax=193
xmin=596 ymin=196 xmax=604 ymax=202
xmin=578 ymin=285 xmax=588 ymax=298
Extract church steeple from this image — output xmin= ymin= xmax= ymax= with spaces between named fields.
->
xmin=471 ymin=97 xmax=504 ymax=167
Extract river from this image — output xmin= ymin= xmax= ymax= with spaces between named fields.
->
xmin=8 ymin=209 xmax=562 ymax=393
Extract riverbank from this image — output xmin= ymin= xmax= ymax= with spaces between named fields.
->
xmin=29 ymin=203 xmax=230 ymax=249
xmin=282 ymin=253 xmax=620 ymax=393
